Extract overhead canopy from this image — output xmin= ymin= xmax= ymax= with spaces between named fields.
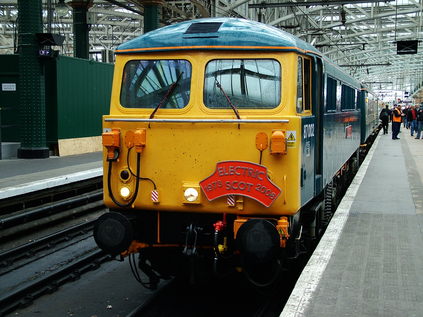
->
xmin=0 ymin=0 xmax=421 ymax=101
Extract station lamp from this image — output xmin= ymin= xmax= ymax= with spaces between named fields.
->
xmin=55 ymin=0 xmax=69 ymax=17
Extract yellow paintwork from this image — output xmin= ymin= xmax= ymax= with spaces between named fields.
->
xmin=103 ymin=51 xmax=302 ymax=216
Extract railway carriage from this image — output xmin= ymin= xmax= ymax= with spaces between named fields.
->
xmin=360 ymin=88 xmax=380 ymax=145
xmin=94 ymin=18 xmax=379 ymax=287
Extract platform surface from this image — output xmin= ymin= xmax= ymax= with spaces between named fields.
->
xmin=0 ymin=152 xmax=102 ymax=199
xmin=282 ymin=129 xmax=423 ymax=317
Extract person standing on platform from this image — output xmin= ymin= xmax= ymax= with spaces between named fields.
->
xmin=408 ymin=105 xmax=417 ymax=136
xmin=415 ymin=105 xmax=423 ymax=139
xmin=403 ymin=106 xmax=409 ymax=129
xmin=392 ymin=105 xmax=402 ymax=140
xmin=379 ymin=105 xmax=390 ymax=134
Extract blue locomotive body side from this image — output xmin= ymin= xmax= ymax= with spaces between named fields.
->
xmin=321 ymin=59 xmax=363 ymax=186
xmin=300 ymin=55 xmax=366 ymax=205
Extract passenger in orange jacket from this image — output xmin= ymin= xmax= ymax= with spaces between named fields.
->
xmin=392 ymin=105 xmax=402 ymax=140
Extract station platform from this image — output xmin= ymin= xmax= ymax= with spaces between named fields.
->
xmin=282 ymin=130 xmax=423 ymax=316
xmin=0 ymin=152 xmax=102 ymax=200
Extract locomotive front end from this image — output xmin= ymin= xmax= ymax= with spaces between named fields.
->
xmin=94 ymin=18 xmax=310 ymax=287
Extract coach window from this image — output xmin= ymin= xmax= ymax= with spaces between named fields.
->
xmin=326 ymin=76 xmax=337 ymax=112
xmin=296 ymin=56 xmax=312 ymax=113
xmin=120 ymin=59 xmax=192 ymax=109
xmin=341 ymin=84 xmax=356 ymax=111
xmin=204 ymin=59 xmax=281 ymax=109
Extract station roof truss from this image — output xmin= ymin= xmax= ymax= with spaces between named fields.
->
xmin=0 ymin=0 xmax=422 ymax=100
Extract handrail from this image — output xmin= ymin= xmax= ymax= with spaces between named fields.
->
xmin=104 ymin=118 xmax=289 ymax=123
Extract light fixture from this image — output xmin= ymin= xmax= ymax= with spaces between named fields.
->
xmin=184 ymin=188 xmax=199 ymax=203
xmin=120 ymin=186 xmax=131 ymax=200
xmin=55 ymin=0 xmax=69 ymax=18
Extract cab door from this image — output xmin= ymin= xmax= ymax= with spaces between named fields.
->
xmin=313 ymin=56 xmax=324 ymax=195
xmin=297 ymin=56 xmax=315 ymax=205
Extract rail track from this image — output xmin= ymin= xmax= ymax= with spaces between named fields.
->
xmin=0 ymin=248 xmax=112 ymax=316
xmin=0 ymin=176 xmax=103 ymax=241
xmin=125 ymin=272 xmax=294 ymax=317
xmin=0 ymin=176 xmax=113 ymax=317
xmin=0 ymin=220 xmax=95 ymax=275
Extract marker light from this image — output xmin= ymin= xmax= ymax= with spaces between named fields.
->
xmin=120 ymin=186 xmax=131 ymax=200
xmin=270 ymin=130 xmax=287 ymax=155
xmin=102 ymin=128 xmax=120 ymax=161
xmin=184 ymin=188 xmax=199 ymax=202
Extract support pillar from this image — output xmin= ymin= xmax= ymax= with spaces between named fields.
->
xmin=17 ymin=0 xmax=49 ymax=158
xmin=69 ymin=0 xmax=93 ymax=59
xmin=136 ymin=0 xmax=164 ymax=33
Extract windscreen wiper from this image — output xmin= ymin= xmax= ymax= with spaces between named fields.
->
xmin=215 ymin=78 xmax=241 ymax=121
xmin=149 ymin=72 xmax=183 ymax=121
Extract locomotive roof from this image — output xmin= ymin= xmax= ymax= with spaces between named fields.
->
xmin=115 ymin=17 xmax=320 ymax=56
xmin=115 ymin=17 xmax=360 ymax=89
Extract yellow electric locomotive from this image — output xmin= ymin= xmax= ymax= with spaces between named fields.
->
xmin=94 ymin=18 xmax=375 ymax=287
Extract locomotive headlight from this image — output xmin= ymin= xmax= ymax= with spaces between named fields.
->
xmin=184 ymin=188 xmax=199 ymax=202
xmin=120 ymin=186 xmax=131 ymax=200
xmin=182 ymin=183 xmax=202 ymax=204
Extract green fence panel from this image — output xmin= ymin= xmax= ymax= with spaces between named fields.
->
xmin=55 ymin=56 xmax=113 ymax=140
xmin=1 ymin=55 xmax=113 ymax=146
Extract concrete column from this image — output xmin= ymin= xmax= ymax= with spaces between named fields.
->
xmin=133 ymin=0 xmax=164 ymax=33
xmin=69 ymin=0 xmax=93 ymax=59
xmin=17 ymin=0 xmax=49 ymax=158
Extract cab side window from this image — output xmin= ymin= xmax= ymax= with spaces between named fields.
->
xmin=296 ymin=56 xmax=312 ymax=113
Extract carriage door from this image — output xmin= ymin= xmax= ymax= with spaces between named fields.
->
xmin=297 ymin=56 xmax=315 ymax=204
